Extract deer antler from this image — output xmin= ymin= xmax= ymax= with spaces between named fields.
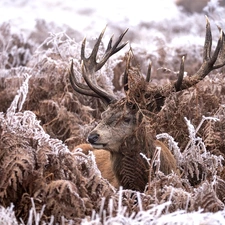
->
xmin=123 ymin=17 xmax=225 ymax=112
xmin=174 ymin=56 xmax=185 ymax=91
xmin=173 ymin=16 xmax=225 ymax=92
xmin=69 ymin=60 xmax=100 ymax=98
xmin=69 ymin=27 xmax=128 ymax=105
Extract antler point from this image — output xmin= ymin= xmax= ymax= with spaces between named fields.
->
xmin=205 ymin=15 xmax=210 ymax=24
xmin=101 ymin=26 xmax=107 ymax=35
xmin=124 ymin=28 xmax=129 ymax=33
xmin=220 ymin=29 xmax=223 ymax=39
xmin=82 ymin=37 xmax=86 ymax=43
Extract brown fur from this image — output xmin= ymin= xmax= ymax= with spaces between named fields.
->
xmin=154 ymin=140 xmax=178 ymax=174
xmin=73 ymin=144 xmax=119 ymax=187
xmin=73 ymin=141 xmax=177 ymax=191
xmin=109 ymin=123 xmax=178 ymax=191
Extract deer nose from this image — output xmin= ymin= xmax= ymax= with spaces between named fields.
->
xmin=88 ymin=133 xmax=100 ymax=144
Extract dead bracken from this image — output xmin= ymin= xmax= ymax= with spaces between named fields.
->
xmin=1 ymin=15 xmax=225 ymax=224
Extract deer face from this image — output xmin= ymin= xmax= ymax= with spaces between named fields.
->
xmin=87 ymin=101 xmax=137 ymax=152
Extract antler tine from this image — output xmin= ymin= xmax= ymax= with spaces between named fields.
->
xmin=81 ymin=38 xmax=86 ymax=61
xmin=146 ymin=61 xmax=152 ymax=82
xmin=91 ymin=26 xmax=107 ymax=65
xmin=105 ymin=35 xmax=113 ymax=53
xmin=80 ymin=60 xmax=117 ymax=104
xmin=81 ymin=27 xmax=128 ymax=72
xmin=97 ymin=28 xmax=129 ymax=70
xmin=79 ymin=27 xmax=128 ymax=105
xmin=69 ymin=60 xmax=99 ymax=98
xmin=171 ymin=17 xmax=225 ymax=92
xmin=81 ymin=26 xmax=107 ymax=65
xmin=111 ymin=28 xmax=129 ymax=53
xmin=203 ymin=16 xmax=212 ymax=62
xmin=213 ymin=27 xmax=225 ymax=69
xmin=174 ymin=56 xmax=185 ymax=91
xmin=192 ymin=17 xmax=225 ymax=78
xmin=202 ymin=17 xmax=225 ymax=69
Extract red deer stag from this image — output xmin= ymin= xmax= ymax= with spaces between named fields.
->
xmin=70 ymin=18 xmax=225 ymax=192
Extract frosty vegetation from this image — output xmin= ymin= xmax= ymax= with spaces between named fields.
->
xmin=1 ymin=0 xmax=225 ymax=224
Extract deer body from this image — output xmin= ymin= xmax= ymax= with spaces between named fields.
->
xmin=70 ymin=20 xmax=225 ymax=191
xmin=111 ymin=140 xmax=177 ymax=191
xmin=87 ymin=100 xmax=178 ymax=191
xmin=75 ymin=139 xmax=177 ymax=192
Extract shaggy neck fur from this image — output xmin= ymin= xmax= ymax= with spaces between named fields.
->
xmin=110 ymin=123 xmax=178 ymax=192
xmin=110 ymin=126 xmax=155 ymax=192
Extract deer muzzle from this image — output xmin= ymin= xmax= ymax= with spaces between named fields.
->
xmin=87 ymin=132 xmax=107 ymax=149
xmin=88 ymin=133 xmax=100 ymax=144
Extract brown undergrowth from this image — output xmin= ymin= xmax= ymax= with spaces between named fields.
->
xmin=1 ymin=21 xmax=225 ymax=223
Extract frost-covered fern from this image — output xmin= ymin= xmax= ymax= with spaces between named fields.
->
xmin=181 ymin=116 xmax=223 ymax=182
xmin=0 ymin=63 xmax=115 ymax=224
xmin=1 ymin=0 xmax=225 ymax=223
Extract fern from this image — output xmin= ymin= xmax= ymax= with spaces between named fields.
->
xmin=180 ymin=117 xmax=223 ymax=184
xmin=43 ymin=180 xmax=85 ymax=220
xmin=0 ymin=132 xmax=36 ymax=205
xmin=203 ymin=105 xmax=225 ymax=157
xmin=0 ymin=71 xmax=115 ymax=223
xmin=156 ymin=132 xmax=182 ymax=163
xmin=0 ymin=22 xmax=33 ymax=69
xmin=193 ymin=181 xmax=224 ymax=212
xmin=1 ymin=7 xmax=225 ymax=223
xmin=6 ymin=72 xmax=31 ymax=115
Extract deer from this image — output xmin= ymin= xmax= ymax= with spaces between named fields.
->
xmin=70 ymin=18 xmax=225 ymax=192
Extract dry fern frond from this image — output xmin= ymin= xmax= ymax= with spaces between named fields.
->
xmin=203 ymin=118 xmax=222 ymax=152
xmin=146 ymin=172 xmax=193 ymax=212
xmin=203 ymin=104 xmax=225 ymax=158
xmin=152 ymin=75 xmax=224 ymax=151
xmin=0 ymin=22 xmax=34 ymax=69
xmin=0 ymin=132 xmax=36 ymax=207
xmin=43 ymin=180 xmax=85 ymax=219
xmin=180 ymin=117 xmax=223 ymax=185
xmin=193 ymin=181 xmax=224 ymax=212
xmin=0 ymin=108 xmax=116 ymax=223
xmin=160 ymin=186 xmax=191 ymax=213
xmin=213 ymin=176 xmax=225 ymax=204
xmin=0 ymin=72 xmax=114 ymax=222
xmin=156 ymin=132 xmax=182 ymax=163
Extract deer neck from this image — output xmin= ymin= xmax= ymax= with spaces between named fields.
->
xmin=110 ymin=137 xmax=154 ymax=192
